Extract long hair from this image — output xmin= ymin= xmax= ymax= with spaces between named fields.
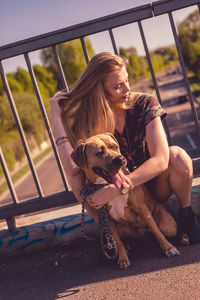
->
xmin=59 ymin=52 xmax=128 ymax=147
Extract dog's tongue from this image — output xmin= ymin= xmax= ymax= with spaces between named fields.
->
xmin=112 ymin=169 xmax=130 ymax=190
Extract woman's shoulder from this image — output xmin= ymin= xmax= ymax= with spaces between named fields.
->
xmin=126 ymin=92 xmax=154 ymax=109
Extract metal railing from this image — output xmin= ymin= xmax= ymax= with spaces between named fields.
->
xmin=0 ymin=0 xmax=200 ymax=231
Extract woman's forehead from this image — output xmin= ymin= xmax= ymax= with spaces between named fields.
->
xmin=106 ymin=66 xmax=128 ymax=83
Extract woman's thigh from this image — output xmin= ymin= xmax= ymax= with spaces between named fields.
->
xmin=145 ymin=145 xmax=193 ymax=202
xmin=145 ymin=169 xmax=173 ymax=202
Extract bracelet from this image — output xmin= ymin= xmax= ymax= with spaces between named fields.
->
xmin=56 ymin=136 xmax=69 ymax=146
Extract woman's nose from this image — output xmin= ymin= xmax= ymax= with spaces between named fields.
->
xmin=124 ymin=81 xmax=130 ymax=93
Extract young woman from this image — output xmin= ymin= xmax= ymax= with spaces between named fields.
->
xmin=50 ymin=52 xmax=200 ymax=244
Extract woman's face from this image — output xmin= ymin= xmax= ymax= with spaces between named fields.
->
xmin=104 ymin=65 xmax=130 ymax=107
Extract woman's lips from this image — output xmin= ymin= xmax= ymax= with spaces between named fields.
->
xmin=122 ymin=94 xmax=129 ymax=100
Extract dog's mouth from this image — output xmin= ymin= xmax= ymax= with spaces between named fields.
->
xmin=92 ymin=167 xmax=130 ymax=190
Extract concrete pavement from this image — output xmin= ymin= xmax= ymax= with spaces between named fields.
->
xmin=0 ymin=162 xmax=199 ymax=258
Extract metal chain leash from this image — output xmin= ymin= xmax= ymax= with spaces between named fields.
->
xmin=80 ymin=183 xmax=118 ymax=260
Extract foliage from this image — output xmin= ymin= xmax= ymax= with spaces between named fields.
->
xmin=178 ymin=10 xmax=200 ymax=79
xmin=33 ymin=64 xmax=57 ymax=97
xmin=41 ymin=38 xmax=95 ymax=88
xmin=14 ymin=68 xmax=34 ymax=93
xmin=119 ymin=44 xmax=177 ymax=84
xmin=0 ymin=92 xmax=48 ymax=177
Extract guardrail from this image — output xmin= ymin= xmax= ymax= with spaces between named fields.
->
xmin=0 ymin=0 xmax=200 ymax=231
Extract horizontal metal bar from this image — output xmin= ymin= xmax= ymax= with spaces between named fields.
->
xmin=0 ymin=191 xmax=77 ymax=219
xmin=153 ymin=0 xmax=200 ymax=16
xmin=0 ymin=147 xmax=18 ymax=204
xmin=0 ymin=4 xmax=153 ymax=60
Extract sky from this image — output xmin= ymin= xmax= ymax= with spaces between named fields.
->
xmin=0 ymin=0 xmax=197 ymax=73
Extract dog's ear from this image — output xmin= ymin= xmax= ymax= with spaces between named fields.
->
xmin=71 ymin=143 xmax=88 ymax=168
xmin=104 ymin=132 xmax=119 ymax=145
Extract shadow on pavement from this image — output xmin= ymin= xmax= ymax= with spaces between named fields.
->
xmin=0 ymin=234 xmax=200 ymax=300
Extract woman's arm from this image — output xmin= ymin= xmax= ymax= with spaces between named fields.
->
xmin=50 ymin=93 xmax=99 ymax=221
xmin=49 ymin=93 xmax=84 ymax=198
xmin=88 ymin=117 xmax=169 ymax=209
xmin=127 ymin=117 xmax=169 ymax=186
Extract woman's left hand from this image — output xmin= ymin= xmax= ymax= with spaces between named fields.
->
xmin=87 ymin=184 xmax=119 ymax=210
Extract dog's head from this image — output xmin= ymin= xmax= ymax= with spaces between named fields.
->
xmin=71 ymin=133 xmax=129 ymax=190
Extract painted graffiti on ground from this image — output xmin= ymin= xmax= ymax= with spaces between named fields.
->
xmin=0 ymin=213 xmax=94 ymax=253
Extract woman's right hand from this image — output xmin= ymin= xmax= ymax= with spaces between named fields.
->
xmin=49 ymin=90 xmax=69 ymax=116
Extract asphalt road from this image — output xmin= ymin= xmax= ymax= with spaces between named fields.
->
xmin=158 ymin=72 xmax=200 ymax=157
xmin=0 ymin=236 xmax=200 ymax=300
xmin=0 ymin=151 xmax=65 ymax=205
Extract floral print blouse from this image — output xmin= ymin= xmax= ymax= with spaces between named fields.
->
xmin=114 ymin=92 xmax=167 ymax=172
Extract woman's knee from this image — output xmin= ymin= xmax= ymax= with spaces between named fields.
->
xmin=168 ymin=146 xmax=193 ymax=177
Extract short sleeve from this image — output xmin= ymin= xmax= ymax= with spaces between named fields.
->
xmin=143 ymin=95 xmax=167 ymax=126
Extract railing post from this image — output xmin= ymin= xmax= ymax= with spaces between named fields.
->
xmin=168 ymin=11 xmax=200 ymax=142
xmin=0 ymin=146 xmax=18 ymax=204
xmin=109 ymin=29 xmax=119 ymax=55
xmin=6 ymin=217 xmax=16 ymax=232
xmin=80 ymin=37 xmax=90 ymax=64
xmin=51 ymin=45 xmax=69 ymax=91
xmin=138 ymin=20 xmax=171 ymax=144
xmin=24 ymin=53 xmax=69 ymax=191
xmin=0 ymin=61 xmax=44 ymax=198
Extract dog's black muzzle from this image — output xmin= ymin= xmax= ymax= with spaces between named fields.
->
xmin=111 ymin=155 xmax=126 ymax=169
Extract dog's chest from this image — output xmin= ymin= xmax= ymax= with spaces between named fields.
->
xmin=94 ymin=178 xmax=135 ymax=222
xmin=107 ymin=194 xmax=130 ymax=222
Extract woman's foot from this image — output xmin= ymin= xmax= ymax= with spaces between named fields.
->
xmin=180 ymin=206 xmax=200 ymax=244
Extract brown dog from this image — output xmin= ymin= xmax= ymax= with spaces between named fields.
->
xmin=71 ymin=133 xmax=180 ymax=269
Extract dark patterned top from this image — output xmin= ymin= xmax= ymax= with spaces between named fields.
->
xmin=114 ymin=92 xmax=167 ymax=172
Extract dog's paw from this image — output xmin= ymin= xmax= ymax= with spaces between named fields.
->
xmin=165 ymin=247 xmax=180 ymax=257
xmin=117 ymin=255 xmax=130 ymax=269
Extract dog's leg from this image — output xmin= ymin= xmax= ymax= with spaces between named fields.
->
xmin=110 ymin=221 xmax=130 ymax=269
xmin=132 ymin=201 xmax=180 ymax=257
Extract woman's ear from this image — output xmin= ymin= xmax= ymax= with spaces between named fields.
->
xmin=71 ymin=143 xmax=88 ymax=168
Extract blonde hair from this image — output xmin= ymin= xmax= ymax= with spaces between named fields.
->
xmin=59 ymin=52 xmax=128 ymax=147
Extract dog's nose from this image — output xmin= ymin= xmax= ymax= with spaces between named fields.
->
xmin=112 ymin=156 xmax=125 ymax=167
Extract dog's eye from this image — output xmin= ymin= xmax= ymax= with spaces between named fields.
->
xmin=96 ymin=147 xmax=105 ymax=157
xmin=111 ymin=144 xmax=118 ymax=151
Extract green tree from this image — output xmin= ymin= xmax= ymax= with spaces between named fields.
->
xmin=151 ymin=53 xmax=165 ymax=73
xmin=41 ymin=38 xmax=95 ymax=88
xmin=33 ymin=64 xmax=57 ymax=97
xmin=119 ymin=47 xmax=149 ymax=82
xmin=178 ymin=10 xmax=200 ymax=78
xmin=154 ymin=46 xmax=178 ymax=64
xmin=14 ymin=68 xmax=34 ymax=93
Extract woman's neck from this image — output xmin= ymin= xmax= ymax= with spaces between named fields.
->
xmin=113 ymin=108 xmax=126 ymax=135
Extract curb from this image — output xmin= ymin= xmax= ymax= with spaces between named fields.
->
xmin=0 ymin=186 xmax=199 ymax=259
xmin=0 ymin=212 xmax=96 ymax=258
